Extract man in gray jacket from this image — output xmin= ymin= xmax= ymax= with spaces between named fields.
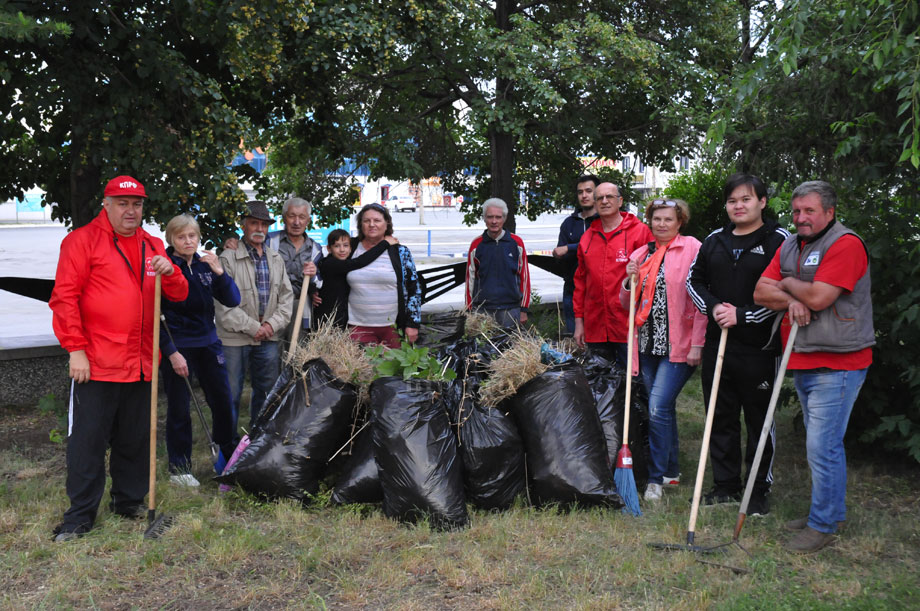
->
xmin=216 ymin=201 xmax=293 ymax=431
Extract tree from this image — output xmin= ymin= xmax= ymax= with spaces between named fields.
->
xmin=709 ymin=0 xmax=920 ymax=462
xmin=0 ymin=1 xmax=314 ymax=241
xmin=261 ymin=0 xmax=740 ymax=231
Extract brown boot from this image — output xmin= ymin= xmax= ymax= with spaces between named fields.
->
xmin=785 ymin=517 xmax=846 ymax=532
xmin=784 ymin=526 xmax=836 ymax=554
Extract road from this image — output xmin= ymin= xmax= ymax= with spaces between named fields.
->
xmin=0 ymin=209 xmax=573 ymax=348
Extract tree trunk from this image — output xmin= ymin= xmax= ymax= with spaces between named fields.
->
xmin=69 ymin=132 xmax=101 ymax=229
xmin=489 ymin=125 xmax=516 ymax=233
xmin=491 ymin=0 xmax=517 ymax=233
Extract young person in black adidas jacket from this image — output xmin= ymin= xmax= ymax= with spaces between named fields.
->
xmin=686 ymin=173 xmax=790 ymax=516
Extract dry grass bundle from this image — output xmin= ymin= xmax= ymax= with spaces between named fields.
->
xmin=463 ymin=309 xmax=499 ymax=338
xmin=287 ymin=316 xmax=375 ymax=402
xmin=478 ymin=331 xmax=548 ymax=408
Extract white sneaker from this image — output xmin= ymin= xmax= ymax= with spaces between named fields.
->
xmin=644 ymin=483 xmax=663 ymax=501
xmin=170 ymin=473 xmax=201 ymax=487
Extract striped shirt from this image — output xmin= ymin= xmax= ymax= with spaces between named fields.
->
xmin=347 ymin=243 xmax=398 ymax=327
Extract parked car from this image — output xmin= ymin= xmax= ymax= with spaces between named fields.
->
xmin=385 ymin=195 xmax=417 ymax=213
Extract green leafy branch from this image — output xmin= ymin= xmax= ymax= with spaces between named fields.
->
xmin=366 ymin=342 xmax=456 ymax=382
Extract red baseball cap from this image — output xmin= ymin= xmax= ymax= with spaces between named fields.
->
xmin=104 ymin=175 xmax=147 ymax=198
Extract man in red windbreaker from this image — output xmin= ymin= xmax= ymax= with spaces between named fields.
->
xmin=573 ymin=182 xmax=653 ymax=367
xmin=48 ymin=175 xmax=188 ymax=542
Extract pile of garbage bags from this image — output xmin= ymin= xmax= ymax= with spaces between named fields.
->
xmin=217 ymin=313 xmax=649 ymax=530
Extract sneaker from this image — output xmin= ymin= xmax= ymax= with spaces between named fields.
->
xmin=699 ymin=488 xmax=742 ymax=506
xmin=644 ymin=483 xmax=663 ymax=501
xmin=662 ymin=474 xmax=680 ymax=487
xmin=784 ymin=526 xmax=836 ymax=554
xmin=170 ymin=473 xmax=201 ymax=487
xmin=747 ymin=491 xmax=770 ymax=517
xmin=785 ymin=517 xmax=846 ymax=532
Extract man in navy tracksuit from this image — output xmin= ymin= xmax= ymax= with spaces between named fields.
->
xmin=553 ymin=174 xmax=600 ymax=334
xmin=159 ymin=221 xmax=242 ymax=482
xmin=465 ymin=198 xmax=531 ymax=328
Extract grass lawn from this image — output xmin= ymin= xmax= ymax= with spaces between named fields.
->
xmin=1 ymin=373 xmax=918 ymax=609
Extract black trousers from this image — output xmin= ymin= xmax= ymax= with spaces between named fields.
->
xmin=60 ymin=380 xmax=150 ymax=533
xmin=701 ymin=347 xmax=777 ymax=494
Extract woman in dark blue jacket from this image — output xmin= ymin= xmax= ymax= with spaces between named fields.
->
xmin=160 ymin=214 xmax=241 ymax=485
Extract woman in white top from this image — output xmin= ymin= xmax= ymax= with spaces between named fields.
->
xmin=347 ymin=204 xmax=422 ymax=347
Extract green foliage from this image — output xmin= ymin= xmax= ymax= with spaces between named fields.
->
xmin=365 ymin=341 xmax=456 ymax=382
xmin=660 ymin=162 xmax=735 ymax=242
xmin=0 ymin=1 xmax=307 ymax=242
xmin=260 ymin=0 xmax=740 ymax=230
xmin=844 ymin=198 xmax=920 ymax=463
xmin=0 ymin=10 xmax=71 ymax=41
xmin=706 ymin=0 xmax=920 ymax=463
xmin=37 ymin=393 xmax=66 ymax=444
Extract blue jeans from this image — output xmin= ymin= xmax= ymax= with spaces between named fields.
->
xmin=640 ymin=355 xmax=695 ymax=485
xmin=223 ymin=342 xmax=281 ymax=432
xmin=563 ymin=293 xmax=575 ymax=335
xmin=794 ymin=368 xmax=867 ymax=534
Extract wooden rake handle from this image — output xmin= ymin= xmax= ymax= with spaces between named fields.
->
xmin=148 ymin=273 xmax=162 ymax=513
xmin=686 ymin=326 xmax=729 ymax=544
xmin=286 ymin=274 xmax=312 ymax=364
xmin=623 ymin=273 xmax=638 ymax=446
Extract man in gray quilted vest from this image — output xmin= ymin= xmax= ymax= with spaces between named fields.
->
xmin=754 ymin=180 xmax=874 ymax=554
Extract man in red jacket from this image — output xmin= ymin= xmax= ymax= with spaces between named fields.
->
xmin=48 ymin=175 xmax=188 ymax=542
xmin=573 ymin=182 xmax=653 ymax=366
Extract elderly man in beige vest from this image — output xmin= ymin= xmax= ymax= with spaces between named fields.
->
xmin=216 ymin=201 xmax=293 ymax=433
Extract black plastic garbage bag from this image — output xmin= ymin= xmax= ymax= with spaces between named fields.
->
xmin=580 ymin=351 xmax=650 ymax=492
xmin=330 ymin=426 xmax=383 ymax=505
xmin=459 ymin=401 xmax=525 ymax=510
xmin=510 ymin=362 xmax=623 ymax=508
xmin=216 ymin=359 xmax=358 ymax=500
xmin=417 ymin=311 xmax=466 ymax=349
xmin=371 ymin=377 xmax=469 ymax=530
xmin=445 ymin=349 xmax=525 ymax=510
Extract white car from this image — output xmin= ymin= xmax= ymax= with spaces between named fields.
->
xmin=385 ymin=195 xmax=417 ymax=213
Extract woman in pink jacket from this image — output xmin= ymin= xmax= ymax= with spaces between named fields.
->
xmin=621 ymin=198 xmax=707 ymax=502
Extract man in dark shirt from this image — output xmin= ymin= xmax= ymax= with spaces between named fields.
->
xmin=553 ymin=174 xmax=600 ymax=334
xmin=687 ymin=174 xmax=790 ymax=516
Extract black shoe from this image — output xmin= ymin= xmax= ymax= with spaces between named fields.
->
xmin=747 ymin=491 xmax=770 ymax=517
xmin=698 ymin=488 xmax=742 ymax=506
xmin=112 ymin=504 xmax=147 ymax=520
xmin=51 ymin=524 xmax=86 ymax=542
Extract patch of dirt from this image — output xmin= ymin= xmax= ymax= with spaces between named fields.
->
xmin=0 ymin=405 xmax=63 ymax=462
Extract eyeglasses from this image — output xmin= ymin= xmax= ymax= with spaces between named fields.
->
xmin=651 ymin=199 xmax=678 ymax=207
xmin=365 ymin=203 xmax=388 ymax=213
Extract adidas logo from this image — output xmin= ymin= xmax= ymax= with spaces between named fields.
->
xmin=757 ymin=380 xmax=771 ymax=390
xmin=751 ymin=245 xmax=765 ymax=255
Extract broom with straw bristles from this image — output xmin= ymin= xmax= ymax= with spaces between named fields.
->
xmin=615 ymin=273 xmax=641 ymax=516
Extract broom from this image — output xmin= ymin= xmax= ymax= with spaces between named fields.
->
xmin=615 ymin=272 xmax=641 ymax=516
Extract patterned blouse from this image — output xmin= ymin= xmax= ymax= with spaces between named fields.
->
xmin=638 ymin=258 xmax=669 ymax=356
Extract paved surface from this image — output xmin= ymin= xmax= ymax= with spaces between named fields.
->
xmin=0 ymin=209 xmax=573 ymax=349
